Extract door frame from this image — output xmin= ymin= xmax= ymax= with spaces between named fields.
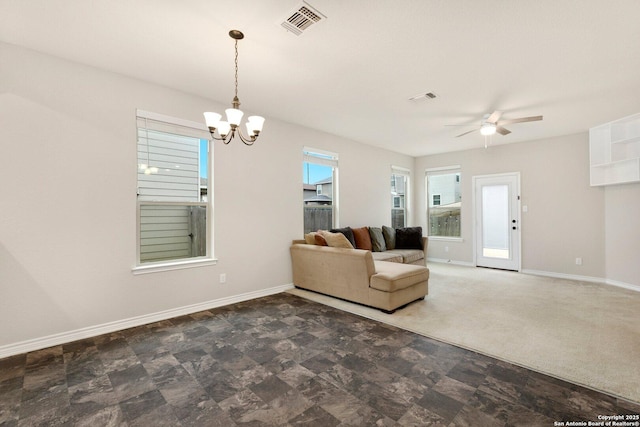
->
xmin=472 ymin=172 xmax=522 ymax=271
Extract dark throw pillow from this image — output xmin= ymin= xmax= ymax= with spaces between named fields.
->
xmin=382 ymin=225 xmax=396 ymax=250
xmin=330 ymin=227 xmax=356 ymax=248
xmin=395 ymin=226 xmax=423 ymax=249
xmin=369 ymin=227 xmax=387 ymax=252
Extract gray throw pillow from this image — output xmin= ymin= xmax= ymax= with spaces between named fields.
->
xmin=382 ymin=225 xmax=395 ymax=250
xmin=369 ymin=227 xmax=387 ymax=252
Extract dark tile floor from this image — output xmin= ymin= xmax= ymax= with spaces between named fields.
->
xmin=1 ymin=293 xmax=638 ymax=426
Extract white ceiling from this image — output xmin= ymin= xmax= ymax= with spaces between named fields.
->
xmin=2 ymin=0 xmax=640 ymax=156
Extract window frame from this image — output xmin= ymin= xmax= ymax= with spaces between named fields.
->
xmin=133 ymin=110 xmax=216 ymax=274
xmin=426 ymin=166 xmax=463 ymax=241
xmin=303 ymin=147 xmax=339 ymax=233
xmin=391 ymin=166 xmax=410 ymax=228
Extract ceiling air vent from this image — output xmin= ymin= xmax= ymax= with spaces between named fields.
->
xmin=281 ymin=1 xmax=326 ymax=36
xmin=409 ymin=92 xmax=438 ymax=102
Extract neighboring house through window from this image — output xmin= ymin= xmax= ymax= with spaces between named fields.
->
xmin=135 ymin=110 xmax=214 ymax=272
xmin=391 ymin=166 xmax=410 ymax=228
xmin=426 ymin=166 xmax=461 ymax=238
xmin=303 ymin=148 xmax=339 ymax=234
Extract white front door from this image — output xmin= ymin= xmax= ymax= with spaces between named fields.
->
xmin=473 ymin=173 xmax=521 ymax=271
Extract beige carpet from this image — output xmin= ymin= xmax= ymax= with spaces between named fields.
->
xmin=288 ymin=262 xmax=640 ymax=404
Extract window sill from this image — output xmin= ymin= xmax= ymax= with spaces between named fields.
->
xmin=427 ymin=236 xmax=464 ymax=243
xmin=132 ymin=257 xmax=218 ymax=275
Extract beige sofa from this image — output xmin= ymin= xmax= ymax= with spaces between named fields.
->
xmin=290 ymin=238 xmax=429 ymax=313
xmin=370 ymin=236 xmax=428 ymax=266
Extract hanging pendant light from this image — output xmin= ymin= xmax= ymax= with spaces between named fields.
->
xmin=204 ymin=30 xmax=265 ymax=146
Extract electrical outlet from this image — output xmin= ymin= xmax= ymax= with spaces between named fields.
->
xmin=575 ymin=258 xmax=583 ymax=266
xmin=445 ymin=246 xmax=449 ymax=252
xmin=219 ymin=273 xmax=226 ymax=283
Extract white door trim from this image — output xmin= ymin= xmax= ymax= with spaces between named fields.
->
xmin=472 ymin=172 xmax=521 ymax=271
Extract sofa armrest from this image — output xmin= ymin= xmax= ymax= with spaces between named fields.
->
xmin=290 ymin=244 xmax=376 ymax=303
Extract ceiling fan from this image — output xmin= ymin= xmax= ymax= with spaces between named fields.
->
xmin=454 ymin=111 xmax=543 ymax=138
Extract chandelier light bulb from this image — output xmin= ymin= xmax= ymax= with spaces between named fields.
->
xmin=203 ymin=112 xmax=221 ymax=128
xmin=248 ymin=116 xmax=265 ymax=134
xmin=225 ymin=108 xmax=244 ymax=126
xmin=217 ymin=121 xmax=231 ymax=137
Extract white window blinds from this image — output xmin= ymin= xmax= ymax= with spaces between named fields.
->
xmin=136 ymin=110 xmax=209 ymax=202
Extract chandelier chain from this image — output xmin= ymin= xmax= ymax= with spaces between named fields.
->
xmin=234 ymin=39 xmax=239 ymax=99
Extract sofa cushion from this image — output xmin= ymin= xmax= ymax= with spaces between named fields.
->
xmin=395 ymin=226 xmax=423 ymax=249
xmin=369 ymin=227 xmax=387 ymax=252
xmin=371 ymin=252 xmax=403 ymax=263
xmin=371 ymin=262 xmax=430 ymax=293
xmin=387 ymin=249 xmax=424 ymax=264
xmin=330 ymin=227 xmax=356 ymax=247
xmin=320 ymin=231 xmax=354 ymax=249
xmin=352 ymin=226 xmax=373 ymax=250
xmin=382 ymin=226 xmax=396 ymax=250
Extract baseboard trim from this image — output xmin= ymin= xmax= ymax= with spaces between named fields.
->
xmin=0 ymin=283 xmax=294 ymax=359
xmin=521 ymin=269 xmax=604 ymax=284
xmin=427 ymin=258 xmax=475 ymax=267
xmin=522 ymin=269 xmax=640 ymax=292
xmin=604 ymin=278 xmax=640 ymax=292
xmin=428 ymin=262 xmax=639 ymax=293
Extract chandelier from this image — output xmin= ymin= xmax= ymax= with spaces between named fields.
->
xmin=204 ymin=30 xmax=265 ymax=145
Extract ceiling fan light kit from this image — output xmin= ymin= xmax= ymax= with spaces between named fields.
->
xmin=480 ymin=123 xmax=497 ymax=136
xmin=453 ymin=110 xmax=543 ymax=140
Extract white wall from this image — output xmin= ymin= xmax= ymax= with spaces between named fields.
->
xmin=415 ymin=133 xmax=608 ymax=281
xmin=604 ymin=183 xmax=640 ymax=287
xmin=0 ymin=43 xmax=413 ymax=353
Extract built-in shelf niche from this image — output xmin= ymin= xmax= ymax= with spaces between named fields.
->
xmin=589 ymin=112 xmax=640 ymax=186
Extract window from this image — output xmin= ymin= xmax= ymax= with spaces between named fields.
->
xmin=426 ymin=167 xmax=461 ymax=238
xmin=303 ymin=148 xmax=338 ymax=234
xmin=391 ymin=166 xmax=410 ymax=228
xmin=135 ymin=110 xmax=213 ymax=270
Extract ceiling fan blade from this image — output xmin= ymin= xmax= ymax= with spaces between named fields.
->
xmin=486 ymin=110 xmax=503 ymax=124
xmin=456 ymin=128 xmax=480 ymax=137
xmin=496 ymin=126 xmax=511 ymax=135
xmin=498 ymin=115 xmax=543 ymax=126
